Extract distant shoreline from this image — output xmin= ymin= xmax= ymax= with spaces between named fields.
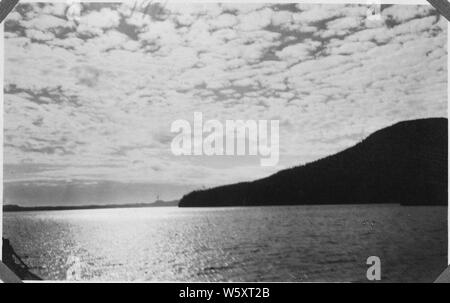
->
xmin=3 ymin=202 xmax=446 ymax=213
xmin=3 ymin=200 xmax=179 ymax=212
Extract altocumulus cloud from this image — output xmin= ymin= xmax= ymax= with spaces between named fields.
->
xmin=3 ymin=2 xmax=447 ymax=187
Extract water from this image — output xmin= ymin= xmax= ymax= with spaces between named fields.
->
xmin=3 ymin=205 xmax=447 ymax=282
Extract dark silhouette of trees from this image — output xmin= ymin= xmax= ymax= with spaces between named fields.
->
xmin=180 ymin=118 xmax=448 ymax=207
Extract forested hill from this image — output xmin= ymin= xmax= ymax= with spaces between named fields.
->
xmin=179 ymin=118 xmax=448 ymax=207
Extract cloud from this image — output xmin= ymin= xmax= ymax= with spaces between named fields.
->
xmin=276 ymin=40 xmax=322 ymax=64
xmin=22 ymin=14 xmax=68 ymax=30
xmin=327 ymin=41 xmax=376 ymax=55
xmin=210 ymin=13 xmax=238 ymax=29
xmin=77 ymin=8 xmax=121 ymax=35
xmin=383 ymin=4 xmax=434 ymax=23
xmin=26 ymin=29 xmax=55 ymax=41
xmin=72 ymin=65 xmax=101 ymax=87
xmin=237 ymin=8 xmax=273 ymax=31
xmin=7 ymin=11 xmax=22 ymax=22
xmin=318 ymin=15 xmax=363 ymax=38
xmin=3 ymin=3 xmax=447 ymax=188
xmin=294 ymin=4 xmax=343 ymax=23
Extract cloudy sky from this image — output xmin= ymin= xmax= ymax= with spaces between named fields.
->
xmin=2 ymin=2 xmax=448 ymax=205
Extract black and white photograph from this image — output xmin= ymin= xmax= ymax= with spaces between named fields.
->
xmin=0 ymin=0 xmax=448 ymax=283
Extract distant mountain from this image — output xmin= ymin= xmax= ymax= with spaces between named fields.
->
xmin=179 ymin=118 xmax=448 ymax=207
xmin=3 ymin=200 xmax=179 ymax=212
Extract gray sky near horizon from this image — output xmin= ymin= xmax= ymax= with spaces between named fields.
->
xmin=2 ymin=2 xmax=448 ymax=206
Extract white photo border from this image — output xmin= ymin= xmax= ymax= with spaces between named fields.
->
xmin=0 ymin=0 xmax=448 ymax=282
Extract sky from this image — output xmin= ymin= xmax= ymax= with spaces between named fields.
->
xmin=2 ymin=2 xmax=448 ymax=205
